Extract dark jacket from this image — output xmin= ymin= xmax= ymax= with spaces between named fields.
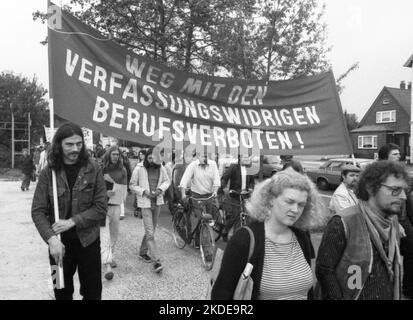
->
xmin=401 ymin=187 xmax=413 ymax=298
xmin=220 ymin=164 xmax=255 ymax=194
xmin=31 ymin=158 xmax=107 ymax=248
xmin=316 ymin=207 xmax=394 ymax=300
xmin=21 ymin=155 xmax=35 ymax=175
xmin=211 ymin=220 xmax=315 ymax=300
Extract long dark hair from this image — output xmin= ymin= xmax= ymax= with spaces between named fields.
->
xmin=144 ymin=147 xmax=161 ymax=169
xmin=102 ymin=145 xmax=124 ymax=172
xmin=48 ymin=122 xmax=89 ymax=171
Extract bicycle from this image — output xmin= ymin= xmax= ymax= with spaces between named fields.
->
xmin=171 ymin=194 xmax=217 ymax=270
xmin=215 ymin=189 xmax=252 ymax=241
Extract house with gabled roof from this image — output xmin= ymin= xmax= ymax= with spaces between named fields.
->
xmin=350 ymin=81 xmax=412 ymax=159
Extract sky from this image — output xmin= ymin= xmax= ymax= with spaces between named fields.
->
xmin=0 ymin=0 xmax=412 ymax=121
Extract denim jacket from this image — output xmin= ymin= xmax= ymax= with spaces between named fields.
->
xmin=31 ymin=159 xmax=107 ymax=247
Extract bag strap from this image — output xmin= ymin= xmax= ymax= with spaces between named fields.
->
xmin=244 ymin=226 xmax=255 ymax=262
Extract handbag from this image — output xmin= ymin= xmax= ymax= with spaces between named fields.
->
xmin=233 ymin=226 xmax=255 ymax=300
xmin=207 ymin=226 xmax=255 ymax=300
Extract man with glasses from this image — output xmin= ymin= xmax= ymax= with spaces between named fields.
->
xmin=378 ymin=143 xmax=413 ymax=299
xmin=316 ymin=161 xmax=407 ymax=299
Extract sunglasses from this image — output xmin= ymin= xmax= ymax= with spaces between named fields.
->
xmin=380 ymin=184 xmax=408 ymax=196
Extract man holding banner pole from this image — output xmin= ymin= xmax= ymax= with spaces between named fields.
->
xmin=31 ymin=122 xmax=107 ymax=300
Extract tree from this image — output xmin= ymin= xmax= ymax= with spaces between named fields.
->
xmin=34 ymin=0 xmax=330 ymax=80
xmin=343 ymin=110 xmax=359 ymax=132
xmin=0 ymin=72 xmax=49 ymax=163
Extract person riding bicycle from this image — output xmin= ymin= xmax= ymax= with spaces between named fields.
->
xmin=219 ymin=154 xmax=255 ymax=241
xmin=179 ymin=151 xmax=220 ymax=247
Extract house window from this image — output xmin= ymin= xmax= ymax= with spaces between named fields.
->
xmin=376 ymin=110 xmax=396 ymax=123
xmin=358 ymin=136 xmax=378 ymax=149
xmin=382 ymin=99 xmax=390 ymax=105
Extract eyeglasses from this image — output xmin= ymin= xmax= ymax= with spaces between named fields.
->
xmin=380 ymin=184 xmax=408 ymax=196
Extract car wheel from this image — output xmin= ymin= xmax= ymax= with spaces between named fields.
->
xmin=317 ymin=178 xmax=329 ymax=190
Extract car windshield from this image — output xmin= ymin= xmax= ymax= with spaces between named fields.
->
xmin=264 ymin=155 xmax=280 ymax=164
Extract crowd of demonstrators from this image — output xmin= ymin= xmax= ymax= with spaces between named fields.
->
xmin=316 ymin=161 xmax=408 ymax=299
xmin=212 ymin=170 xmax=323 ymax=300
xmin=129 ymin=148 xmax=170 ymax=273
xmin=28 ymin=126 xmax=413 ymax=300
xmin=31 ymin=123 xmax=107 ymax=300
xmin=179 ymin=152 xmax=221 ymax=248
xmin=219 ymin=154 xmax=255 ymax=241
xmin=101 ymin=146 xmax=127 ymax=281
xmin=20 ymin=148 xmax=35 ymax=191
xmin=328 ymin=164 xmax=360 ymax=215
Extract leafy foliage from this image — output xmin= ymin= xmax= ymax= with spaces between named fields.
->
xmin=0 ymin=72 xmax=49 ymax=152
xmin=34 ymin=0 xmax=331 ymax=80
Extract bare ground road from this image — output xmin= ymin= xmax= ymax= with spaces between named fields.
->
xmin=0 ymin=180 xmax=329 ymax=300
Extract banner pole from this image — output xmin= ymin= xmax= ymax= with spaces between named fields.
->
xmin=48 ymin=0 xmax=64 ymax=289
xmin=351 ymin=153 xmax=356 ymax=165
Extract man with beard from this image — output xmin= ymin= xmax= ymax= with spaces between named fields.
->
xmin=316 ymin=161 xmax=407 ymax=299
xmin=31 ymin=123 xmax=107 ymax=300
xmin=328 ymin=164 xmax=360 ymax=215
xmin=378 ymin=143 xmax=413 ymax=299
xmin=130 ymin=147 xmax=170 ymax=273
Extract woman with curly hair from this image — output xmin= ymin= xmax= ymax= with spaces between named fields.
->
xmin=211 ymin=170 xmax=325 ymax=300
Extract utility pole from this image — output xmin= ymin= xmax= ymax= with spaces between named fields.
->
xmin=28 ymin=112 xmax=31 ymax=151
xmin=404 ymin=54 xmax=413 ymax=164
xmin=10 ymin=103 xmax=15 ymax=169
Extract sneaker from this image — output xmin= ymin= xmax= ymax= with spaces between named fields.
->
xmin=120 ymin=216 xmax=125 ymax=220
xmin=139 ymin=254 xmax=152 ymax=263
xmin=104 ymin=271 xmax=114 ymax=280
xmin=153 ymin=261 xmax=163 ymax=273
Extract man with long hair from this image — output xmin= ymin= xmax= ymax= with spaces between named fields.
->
xmin=101 ymin=146 xmax=127 ymax=281
xmin=31 ymin=122 xmax=107 ymax=300
xmin=316 ymin=161 xmax=407 ymax=299
xmin=130 ymin=147 xmax=170 ymax=273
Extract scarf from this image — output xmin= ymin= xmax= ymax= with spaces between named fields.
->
xmin=359 ymin=201 xmax=402 ymax=300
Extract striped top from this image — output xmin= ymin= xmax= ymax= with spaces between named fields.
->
xmin=259 ymin=235 xmax=313 ymax=300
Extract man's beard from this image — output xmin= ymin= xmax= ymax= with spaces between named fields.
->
xmin=147 ymin=162 xmax=160 ymax=169
xmin=382 ymin=205 xmax=403 ymax=217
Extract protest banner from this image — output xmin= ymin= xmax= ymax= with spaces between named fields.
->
xmin=48 ymin=4 xmax=353 ymax=159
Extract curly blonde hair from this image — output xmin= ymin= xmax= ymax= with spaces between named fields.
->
xmin=246 ymin=170 xmax=327 ymax=230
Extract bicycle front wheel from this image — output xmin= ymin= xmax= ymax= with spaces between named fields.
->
xmin=199 ymin=223 xmax=216 ymax=271
xmin=172 ymin=209 xmax=188 ymax=249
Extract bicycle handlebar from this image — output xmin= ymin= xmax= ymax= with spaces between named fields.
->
xmin=229 ymin=189 xmax=252 ymax=196
xmin=188 ymin=194 xmax=217 ymax=202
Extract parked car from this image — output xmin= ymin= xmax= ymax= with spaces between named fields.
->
xmin=250 ymin=155 xmax=283 ymax=179
xmin=305 ymin=158 xmax=375 ymax=190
